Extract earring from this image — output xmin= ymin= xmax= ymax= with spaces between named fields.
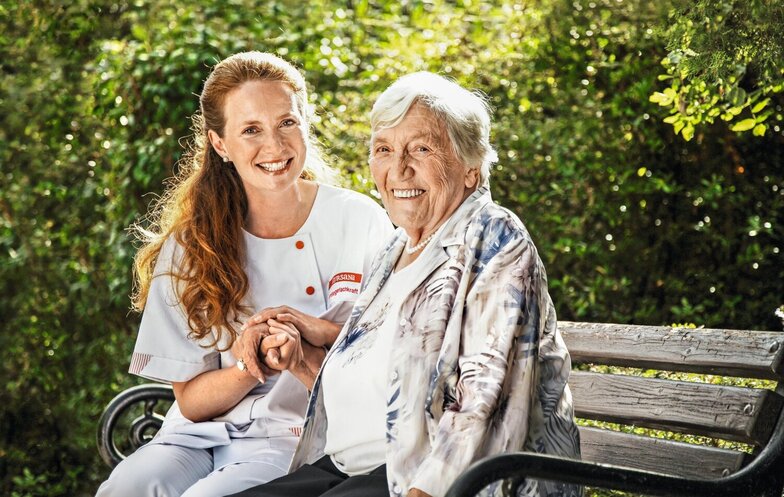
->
xmin=223 ymin=156 xmax=229 ymax=163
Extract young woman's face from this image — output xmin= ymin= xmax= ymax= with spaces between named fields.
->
xmin=209 ymin=80 xmax=307 ymax=195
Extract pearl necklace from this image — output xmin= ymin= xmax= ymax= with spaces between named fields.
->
xmin=405 ymin=232 xmax=436 ymax=254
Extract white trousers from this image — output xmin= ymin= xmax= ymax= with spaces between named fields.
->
xmin=95 ymin=440 xmax=295 ymax=497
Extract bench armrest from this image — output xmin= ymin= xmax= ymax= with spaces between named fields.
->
xmin=96 ymin=383 xmax=175 ymax=468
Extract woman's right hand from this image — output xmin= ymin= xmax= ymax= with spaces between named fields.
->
xmin=233 ymin=320 xmax=277 ymax=383
xmin=243 ymin=306 xmax=342 ymax=347
xmin=260 ymin=319 xmax=326 ymax=390
xmin=260 ymin=319 xmax=303 ymax=371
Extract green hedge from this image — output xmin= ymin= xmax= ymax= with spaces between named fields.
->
xmin=1 ymin=1 xmax=782 ymax=495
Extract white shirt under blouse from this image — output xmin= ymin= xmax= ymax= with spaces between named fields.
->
xmin=321 ymin=235 xmax=438 ymax=476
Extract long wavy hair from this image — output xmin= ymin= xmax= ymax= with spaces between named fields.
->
xmin=131 ymin=51 xmax=336 ymax=351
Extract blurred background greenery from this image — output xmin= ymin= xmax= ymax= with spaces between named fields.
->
xmin=1 ymin=0 xmax=782 ymax=495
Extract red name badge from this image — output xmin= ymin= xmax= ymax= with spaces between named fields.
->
xmin=328 ymin=272 xmax=362 ymax=300
xmin=329 ymin=272 xmax=362 ymax=288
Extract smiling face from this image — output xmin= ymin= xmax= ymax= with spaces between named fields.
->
xmin=369 ymin=104 xmax=479 ymax=241
xmin=208 ymin=80 xmax=307 ymax=197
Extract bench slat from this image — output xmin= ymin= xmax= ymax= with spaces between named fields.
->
xmin=578 ymin=426 xmax=746 ymax=479
xmin=571 ymin=371 xmax=784 ymax=445
xmin=560 ymin=321 xmax=784 ymax=380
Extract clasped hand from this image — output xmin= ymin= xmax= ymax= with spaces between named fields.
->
xmin=232 ymin=306 xmax=327 ymax=382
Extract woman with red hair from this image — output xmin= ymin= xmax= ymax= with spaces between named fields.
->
xmin=96 ymin=52 xmax=391 ymax=497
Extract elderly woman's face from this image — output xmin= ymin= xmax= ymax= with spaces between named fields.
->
xmin=370 ymin=104 xmax=479 ymax=240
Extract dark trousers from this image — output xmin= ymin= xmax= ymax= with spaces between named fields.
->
xmin=226 ymin=455 xmax=389 ymax=497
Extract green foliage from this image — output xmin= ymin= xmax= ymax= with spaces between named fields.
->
xmin=1 ymin=0 xmax=782 ymax=495
xmin=652 ymin=0 xmax=784 ymax=140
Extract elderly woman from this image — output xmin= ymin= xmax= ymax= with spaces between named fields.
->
xmin=234 ymin=72 xmax=581 ymax=497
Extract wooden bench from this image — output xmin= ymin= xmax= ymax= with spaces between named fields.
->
xmin=446 ymin=322 xmax=784 ymax=497
xmin=98 ymin=321 xmax=784 ymax=496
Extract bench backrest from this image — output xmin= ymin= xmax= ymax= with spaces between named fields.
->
xmin=559 ymin=321 xmax=784 ymax=479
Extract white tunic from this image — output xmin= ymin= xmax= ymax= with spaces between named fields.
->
xmin=128 ymin=184 xmax=393 ymax=470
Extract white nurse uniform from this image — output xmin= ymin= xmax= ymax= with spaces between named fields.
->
xmin=96 ymin=185 xmax=393 ymax=497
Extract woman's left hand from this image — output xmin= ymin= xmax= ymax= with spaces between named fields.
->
xmin=259 ymin=319 xmax=326 ymax=390
xmin=261 ymin=319 xmax=304 ymax=371
xmin=407 ymin=489 xmax=432 ymax=497
xmin=243 ymin=306 xmax=341 ymax=347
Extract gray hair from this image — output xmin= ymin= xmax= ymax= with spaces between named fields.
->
xmin=369 ymin=72 xmax=498 ymax=186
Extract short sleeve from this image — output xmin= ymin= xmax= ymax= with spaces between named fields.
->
xmin=129 ymin=238 xmax=220 ymax=383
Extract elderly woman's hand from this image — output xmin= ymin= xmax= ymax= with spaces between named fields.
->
xmin=260 ymin=319 xmax=327 ymax=390
xmin=243 ymin=305 xmax=341 ymax=347
xmin=260 ymin=319 xmax=303 ymax=371
xmin=232 ymin=320 xmax=277 ymax=383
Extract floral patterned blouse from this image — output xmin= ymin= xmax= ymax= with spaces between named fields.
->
xmin=290 ymin=187 xmax=582 ymax=497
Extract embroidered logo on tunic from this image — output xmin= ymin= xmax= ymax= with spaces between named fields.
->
xmin=327 ymin=272 xmax=362 ymax=301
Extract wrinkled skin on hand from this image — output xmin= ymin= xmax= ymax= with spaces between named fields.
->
xmin=231 ymin=321 xmax=277 ymax=382
xmin=243 ymin=305 xmax=340 ymax=347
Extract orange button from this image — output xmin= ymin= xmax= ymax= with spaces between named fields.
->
xmin=295 ymin=240 xmax=305 ymax=249
xmin=306 ymin=286 xmax=315 ymax=295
